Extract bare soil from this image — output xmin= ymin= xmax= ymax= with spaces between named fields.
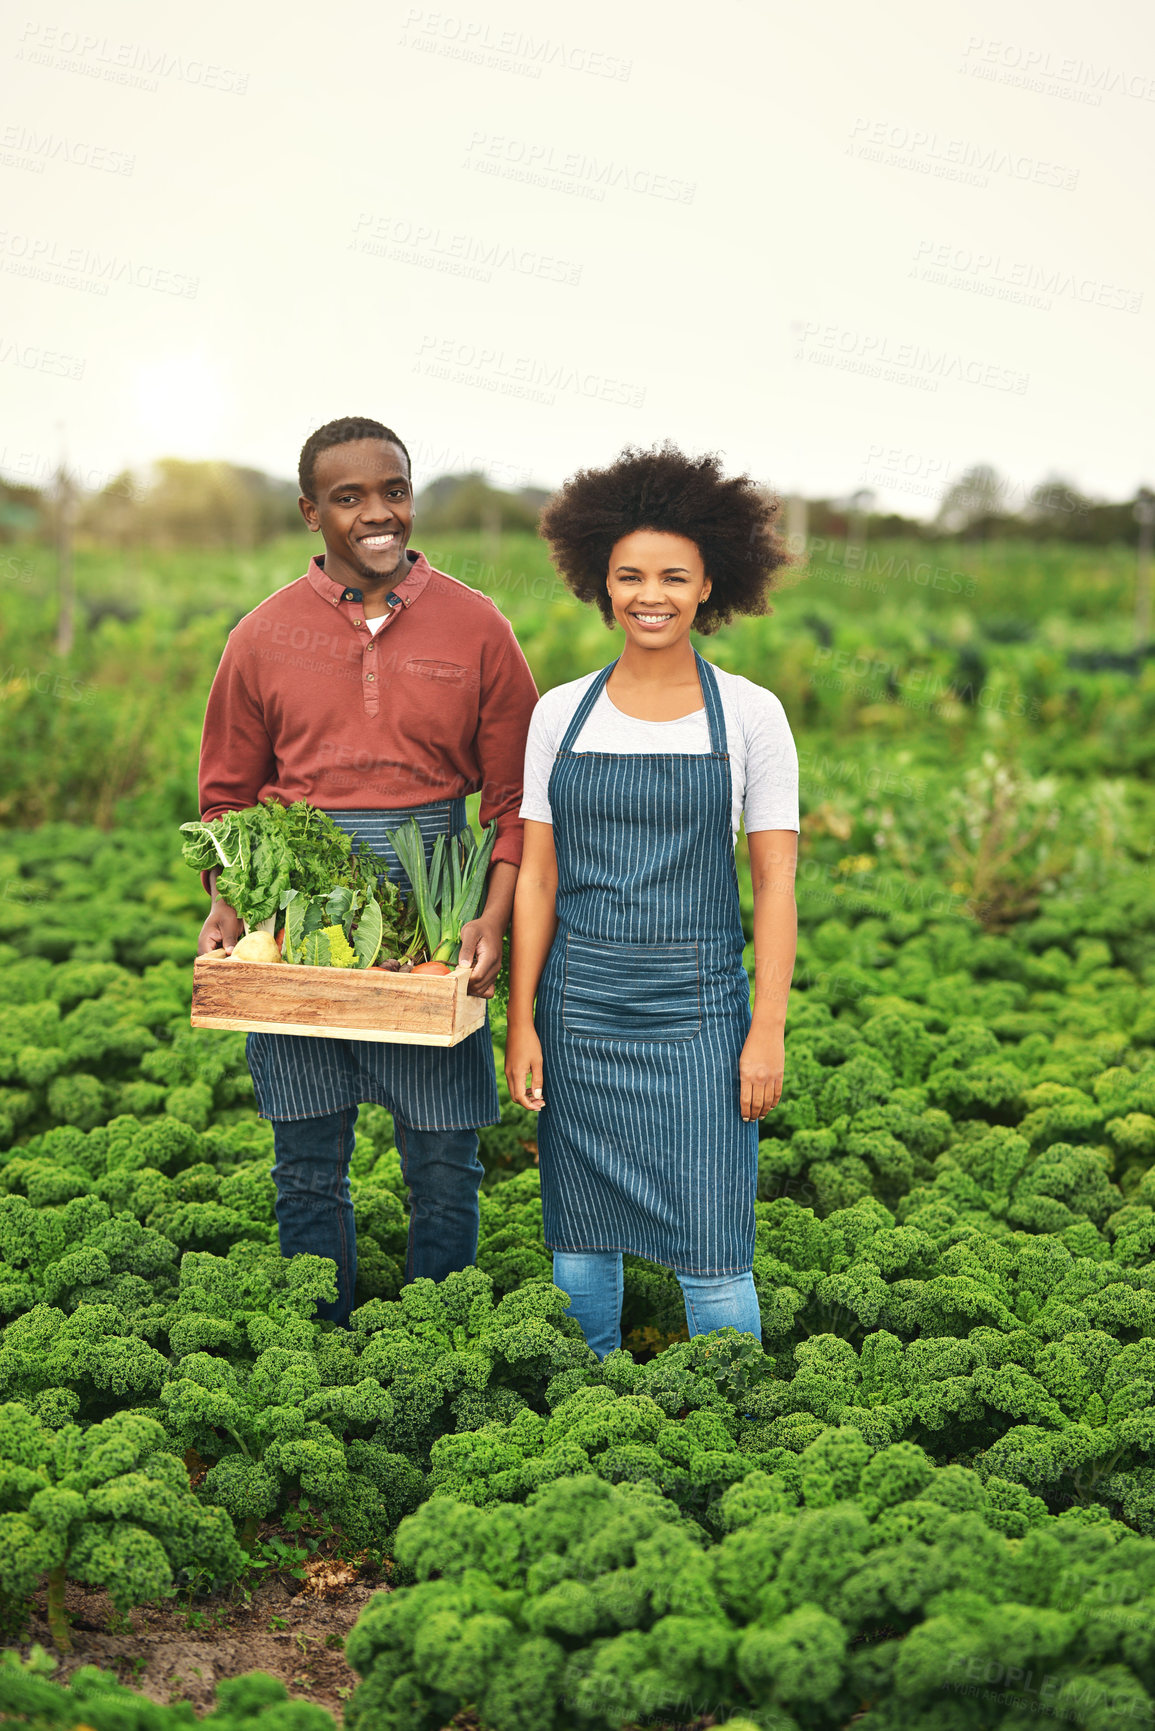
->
xmin=18 ymin=1560 xmax=382 ymax=1723
xmin=15 ymin=1561 xmax=757 ymax=1729
xmin=14 ymin=1569 xmax=745 ymax=1731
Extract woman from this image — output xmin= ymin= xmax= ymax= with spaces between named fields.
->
xmin=505 ymin=445 xmax=799 ymax=1358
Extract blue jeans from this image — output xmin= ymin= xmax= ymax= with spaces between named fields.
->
xmin=271 ymin=1107 xmax=484 ymax=1326
xmin=552 ymin=1250 xmax=763 ymax=1359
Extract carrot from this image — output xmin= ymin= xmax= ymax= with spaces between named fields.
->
xmin=275 ymin=927 xmax=285 ymax=954
xmin=411 ymin=960 xmax=452 ymax=975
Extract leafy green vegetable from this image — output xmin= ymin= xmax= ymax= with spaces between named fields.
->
xmin=180 ymin=801 xmax=401 ymax=966
xmin=179 ymin=807 xmax=292 ymax=930
xmin=324 ymin=886 xmax=359 ymax=928
xmin=345 ymin=1444 xmax=1155 ymax=1731
xmin=352 ymin=898 xmax=384 ymax=969
xmin=387 ymin=820 xmax=497 ymax=965
xmin=283 ymin=890 xmax=322 ymax=964
xmin=0 ymin=1403 xmax=243 ymax=1651
xmin=322 ymin=925 xmax=357 ymax=968
xmin=0 ymin=1652 xmax=342 ymax=1728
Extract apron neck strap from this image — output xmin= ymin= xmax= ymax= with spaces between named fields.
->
xmin=694 ymin=651 xmax=728 ymax=755
xmin=556 ymin=653 xmax=728 ymax=754
xmin=557 ymin=660 xmax=617 ymax=753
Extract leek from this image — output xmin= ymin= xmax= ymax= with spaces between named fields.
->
xmin=387 ymin=818 xmax=498 ymax=965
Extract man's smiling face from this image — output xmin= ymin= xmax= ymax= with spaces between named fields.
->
xmin=299 ymin=438 xmax=415 ymax=587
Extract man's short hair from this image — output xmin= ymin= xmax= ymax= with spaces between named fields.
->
xmin=298 ymin=417 xmax=411 ymax=500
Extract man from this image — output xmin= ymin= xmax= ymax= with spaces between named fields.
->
xmin=196 ymin=416 xmax=538 ymax=1325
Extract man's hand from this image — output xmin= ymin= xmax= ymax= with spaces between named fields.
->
xmin=458 ymin=913 xmax=504 ymax=997
xmin=198 ymin=898 xmax=243 ymax=956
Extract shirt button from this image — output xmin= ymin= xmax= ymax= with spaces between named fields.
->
xmin=355 ymin=619 xmax=364 ymax=628
xmin=344 ymin=590 xmax=355 ymax=601
xmin=366 ymin=673 xmax=375 ymax=681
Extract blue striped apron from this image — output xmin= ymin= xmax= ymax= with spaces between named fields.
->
xmin=535 ymin=653 xmax=756 ymax=1276
xmin=245 ymin=799 xmax=499 ymax=1129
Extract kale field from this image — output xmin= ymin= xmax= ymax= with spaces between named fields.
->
xmin=2 ymin=530 xmax=1155 ymax=1728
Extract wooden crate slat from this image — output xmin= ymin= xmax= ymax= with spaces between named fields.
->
xmin=188 ymin=1015 xmax=464 ymax=1047
xmin=190 ymin=955 xmax=486 ymax=1046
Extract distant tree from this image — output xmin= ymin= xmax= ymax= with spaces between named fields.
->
xmin=417 ymin=471 xmax=486 ymax=520
xmin=77 ymin=461 xmax=299 ymax=549
xmin=934 ymin=464 xmax=1007 ymax=535
xmin=0 ymin=476 xmax=43 ymax=542
xmin=517 ymin=485 xmax=552 ymax=517
xmin=870 ymin=511 xmax=931 ymax=540
xmin=77 ymin=471 xmax=143 ymax=548
xmin=1069 ymin=498 xmax=1150 ymax=546
xmin=802 ymin=498 xmax=849 ymax=539
xmin=1020 ymin=473 xmax=1094 ymax=535
xmin=415 ymin=472 xmax=541 ymax=534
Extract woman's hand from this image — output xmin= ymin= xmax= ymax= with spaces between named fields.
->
xmin=739 ymin=1027 xmax=784 ymax=1121
xmin=505 ymin=1021 xmax=545 ymax=1112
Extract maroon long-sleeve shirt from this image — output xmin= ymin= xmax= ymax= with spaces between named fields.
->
xmin=198 ymin=551 xmax=539 ymax=870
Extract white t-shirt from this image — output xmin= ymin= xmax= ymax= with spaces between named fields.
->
xmin=365 ymin=612 xmax=389 ymax=635
xmin=519 ymin=664 xmax=799 ymax=838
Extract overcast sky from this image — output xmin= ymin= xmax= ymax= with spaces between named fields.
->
xmin=1 ymin=0 xmax=1150 ymax=516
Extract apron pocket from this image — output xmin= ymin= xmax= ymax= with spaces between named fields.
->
xmin=562 ymin=936 xmax=701 ymax=1041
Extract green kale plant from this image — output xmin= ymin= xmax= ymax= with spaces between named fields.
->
xmin=0 ymin=1649 xmax=337 ymax=1728
xmin=345 ymin=1437 xmax=1155 ymax=1731
xmin=0 ymin=1403 xmax=243 ymax=1652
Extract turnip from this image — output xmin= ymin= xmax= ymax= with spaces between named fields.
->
xmin=229 ymin=930 xmax=283 ymax=963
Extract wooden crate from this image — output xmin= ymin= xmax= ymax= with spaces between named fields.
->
xmin=191 ymin=953 xmax=486 ymax=1046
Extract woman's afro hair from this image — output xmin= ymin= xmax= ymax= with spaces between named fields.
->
xmin=539 ymin=443 xmax=789 ymax=633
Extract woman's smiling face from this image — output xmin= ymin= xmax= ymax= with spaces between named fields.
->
xmin=606 ymin=530 xmax=712 ymax=648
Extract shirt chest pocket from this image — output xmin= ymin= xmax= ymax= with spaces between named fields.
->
xmin=402 ymin=657 xmax=478 ymax=691
xmin=562 ymin=936 xmax=701 ymax=1041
